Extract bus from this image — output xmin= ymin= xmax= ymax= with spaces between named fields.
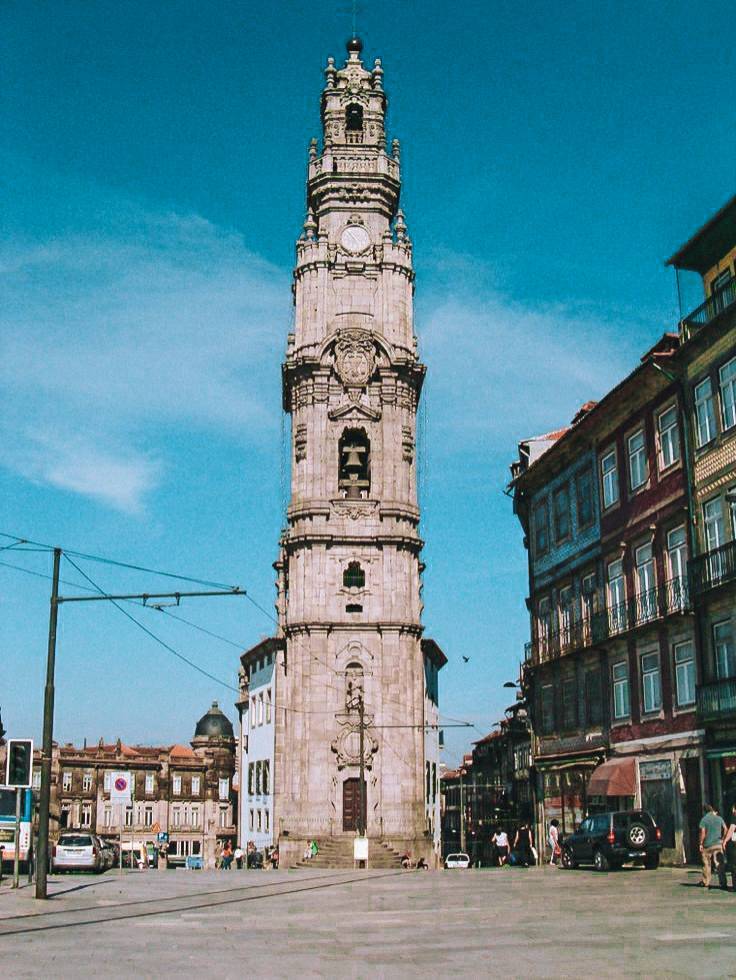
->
xmin=0 ymin=787 xmax=33 ymax=872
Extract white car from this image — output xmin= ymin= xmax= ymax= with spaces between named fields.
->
xmin=52 ymin=832 xmax=105 ymax=873
xmin=444 ymin=852 xmax=471 ymax=869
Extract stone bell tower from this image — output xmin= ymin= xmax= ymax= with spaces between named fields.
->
xmin=251 ymin=37 xmax=444 ymax=866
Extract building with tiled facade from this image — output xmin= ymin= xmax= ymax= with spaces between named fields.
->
xmin=511 ymin=192 xmax=736 ymax=865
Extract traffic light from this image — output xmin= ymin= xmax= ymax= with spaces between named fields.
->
xmin=5 ymin=739 xmax=33 ymax=788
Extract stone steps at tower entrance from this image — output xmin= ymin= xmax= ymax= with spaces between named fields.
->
xmin=294 ymin=839 xmax=403 ymax=870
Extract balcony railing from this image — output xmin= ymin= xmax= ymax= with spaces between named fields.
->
xmin=697 ymin=677 xmax=736 ymax=722
xmin=691 ymin=541 xmax=736 ymax=596
xmin=683 ymin=275 xmax=736 ymax=338
xmin=531 ymin=578 xmax=690 ymax=663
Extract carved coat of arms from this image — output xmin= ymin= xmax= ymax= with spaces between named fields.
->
xmin=334 ymin=329 xmax=376 ymax=387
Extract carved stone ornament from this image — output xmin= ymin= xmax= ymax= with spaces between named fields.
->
xmin=334 ymin=328 xmax=376 ymax=388
xmin=333 ymin=500 xmax=378 ymax=521
xmin=331 ymin=723 xmax=379 ymax=770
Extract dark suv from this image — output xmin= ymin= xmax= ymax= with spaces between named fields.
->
xmin=561 ymin=810 xmax=662 ymax=872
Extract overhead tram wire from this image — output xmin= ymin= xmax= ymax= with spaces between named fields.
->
xmin=0 ymin=532 xmax=238 ymax=591
xmin=62 ymin=554 xmax=239 ymax=694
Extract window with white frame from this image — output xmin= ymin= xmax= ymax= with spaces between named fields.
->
xmin=219 ymin=777 xmax=229 ymax=801
xmin=730 ymin=490 xmax=736 ymax=538
xmin=145 ymin=773 xmax=154 ymax=795
xmin=255 ymin=761 xmax=262 ymax=795
xmin=695 ymin=377 xmax=716 ymax=447
xmin=635 ymin=542 xmax=656 ymax=622
xmin=641 ymin=650 xmax=662 ymax=713
xmin=191 ymin=806 xmax=200 ymax=828
xmin=250 ymin=696 xmax=256 ymax=728
xmin=612 ymin=661 xmax=630 ymax=719
xmin=558 ymin=585 xmax=574 ymax=645
xmin=265 ymin=688 xmax=272 ymax=724
xmin=124 ymin=806 xmax=133 ymax=827
xmin=82 ymin=772 xmax=93 ymax=792
xmin=191 ymin=775 xmax=200 ymax=796
xmin=601 ymin=450 xmax=619 ymax=509
xmin=32 ymin=770 xmax=41 ymax=790
xmin=257 ymin=694 xmax=264 ymax=725
xmin=720 ymin=356 xmax=736 ymax=431
xmin=264 ymin=809 xmax=270 ymax=832
xmin=537 ymin=596 xmax=552 ymax=659
xmin=628 ymin=429 xmax=648 ymax=490
xmin=607 ymin=559 xmax=627 ymax=633
xmin=103 ymin=771 xmax=111 ymax=792
xmin=674 ymin=641 xmax=695 ymax=707
xmin=714 ymin=621 xmax=736 ymax=680
xmin=104 ymin=807 xmax=112 ymax=827
xmin=171 ymin=807 xmax=181 ymax=827
xmin=657 ymin=405 xmax=680 ymax=470
xmin=81 ymin=803 xmax=92 ymax=827
xmin=256 ymin=809 xmax=262 ymax=831
xmin=172 ymin=774 xmax=182 ymax=796
xmin=263 ymin=760 xmax=270 ymax=795
xmin=703 ymin=497 xmax=725 ymax=584
xmin=667 ymin=525 xmax=688 ymax=609
xmin=219 ymin=807 xmax=229 ymax=828
xmin=62 ymin=771 xmax=72 ymax=792
xmin=248 ymin=762 xmax=254 ymax=795
xmin=144 ymin=806 xmax=153 ymax=827
xmin=249 ymin=809 xmax=255 ymax=831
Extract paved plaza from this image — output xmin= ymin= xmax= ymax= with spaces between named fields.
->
xmin=1 ymin=865 xmax=735 ymax=978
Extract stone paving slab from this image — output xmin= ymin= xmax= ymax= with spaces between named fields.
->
xmin=0 ymin=865 xmax=734 ymax=978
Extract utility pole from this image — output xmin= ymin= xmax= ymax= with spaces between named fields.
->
xmin=34 ymin=547 xmax=243 ymax=900
xmin=459 ymin=768 xmax=466 ymax=853
xmin=36 ymin=547 xmax=60 ymax=901
xmin=358 ymin=694 xmax=365 ymax=837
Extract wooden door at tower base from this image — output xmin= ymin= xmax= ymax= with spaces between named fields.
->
xmin=342 ymin=777 xmax=367 ymax=832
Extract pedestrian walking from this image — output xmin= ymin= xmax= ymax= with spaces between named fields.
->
xmin=234 ymin=845 xmax=244 ymax=870
xmin=699 ymin=803 xmax=727 ymax=889
xmin=222 ymin=840 xmax=233 ymax=870
xmin=548 ymin=819 xmax=561 ymax=866
xmin=303 ymin=841 xmax=313 ymax=861
xmin=723 ymin=804 xmax=736 ymax=892
xmin=513 ymin=822 xmax=534 ymax=867
xmin=492 ymin=827 xmax=510 ymax=866
xmin=270 ymin=847 xmax=279 ymax=870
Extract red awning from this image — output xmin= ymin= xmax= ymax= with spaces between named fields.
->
xmin=587 ymin=757 xmax=637 ymax=798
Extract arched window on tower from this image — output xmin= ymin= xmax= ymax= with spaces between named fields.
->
xmin=343 ymin=561 xmax=365 ymax=589
xmin=345 ymin=103 xmax=364 ymax=143
xmin=345 ymin=661 xmax=364 ymax=710
xmin=338 ymin=428 xmax=370 ymax=499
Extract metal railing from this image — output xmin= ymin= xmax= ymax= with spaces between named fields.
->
xmin=683 ymin=274 xmax=736 ymax=338
xmin=691 ymin=540 xmax=736 ymax=595
xmin=697 ymin=677 xmax=736 ymax=721
xmin=531 ymin=578 xmax=690 ymax=664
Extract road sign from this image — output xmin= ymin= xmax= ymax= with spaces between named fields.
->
xmin=110 ymin=771 xmax=132 ymax=803
xmin=5 ymin=739 xmax=33 ymax=788
xmin=157 ymin=832 xmax=169 ymax=843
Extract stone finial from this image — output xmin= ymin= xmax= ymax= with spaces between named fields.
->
xmin=372 ymin=58 xmax=383 ymax=89
xmin=325 ymin=57 xmax=336 ymax=88
xmin=303 ymin=209 xmax=317 ymax=240
xmin=395 ymin=209 xmax=408 ymax=242
xmin=391 ymin=138 xmax=401 ymax=162
xmin=309 ymin=137 xmax=318 ymax=161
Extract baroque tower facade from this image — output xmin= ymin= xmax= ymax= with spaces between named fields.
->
xmin=240 ymin=38 xmax=445 ymax=867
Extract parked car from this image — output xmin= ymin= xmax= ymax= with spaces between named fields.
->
xmin=52 ymin=832 xmax=105 ymax=873
xmin=561 ymin=810 xmax=662 ymax=872
xmin=444 ymin=852 xmax=471 ymax=869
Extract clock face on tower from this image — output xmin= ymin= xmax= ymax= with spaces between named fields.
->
xmin=340 ymin=224 xmax=371 ymax=255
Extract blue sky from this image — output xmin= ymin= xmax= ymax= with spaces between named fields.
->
xmin=1 ymin=1 xmax=734 ymax=764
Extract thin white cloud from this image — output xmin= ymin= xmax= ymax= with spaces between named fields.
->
xmin=0 ymin=199 xmax=290 ymax=512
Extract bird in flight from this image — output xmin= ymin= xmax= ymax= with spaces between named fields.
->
xmin=462 ymin=656 xmax=470 ymax=663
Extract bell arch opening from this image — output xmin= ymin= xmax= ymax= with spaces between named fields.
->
xmin=338 ymin=428 xmax=370 ymax=499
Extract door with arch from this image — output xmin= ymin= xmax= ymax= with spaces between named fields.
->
xmin=342 ymin=777 xmax=367 ymax=832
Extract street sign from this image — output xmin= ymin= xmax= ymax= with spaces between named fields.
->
xmin=110 ymin=771 xmax=132 ymax=803
xmin=5 ymin=739 xmax=33 ymax=788
xmin=157 ymin=832 xmax=169 ymax=843
xmin=354 ymin=836 xmax=368 ymax=862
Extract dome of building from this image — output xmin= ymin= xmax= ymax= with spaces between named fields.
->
xmin=194 ymin=701 xmax=234 ymax=739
